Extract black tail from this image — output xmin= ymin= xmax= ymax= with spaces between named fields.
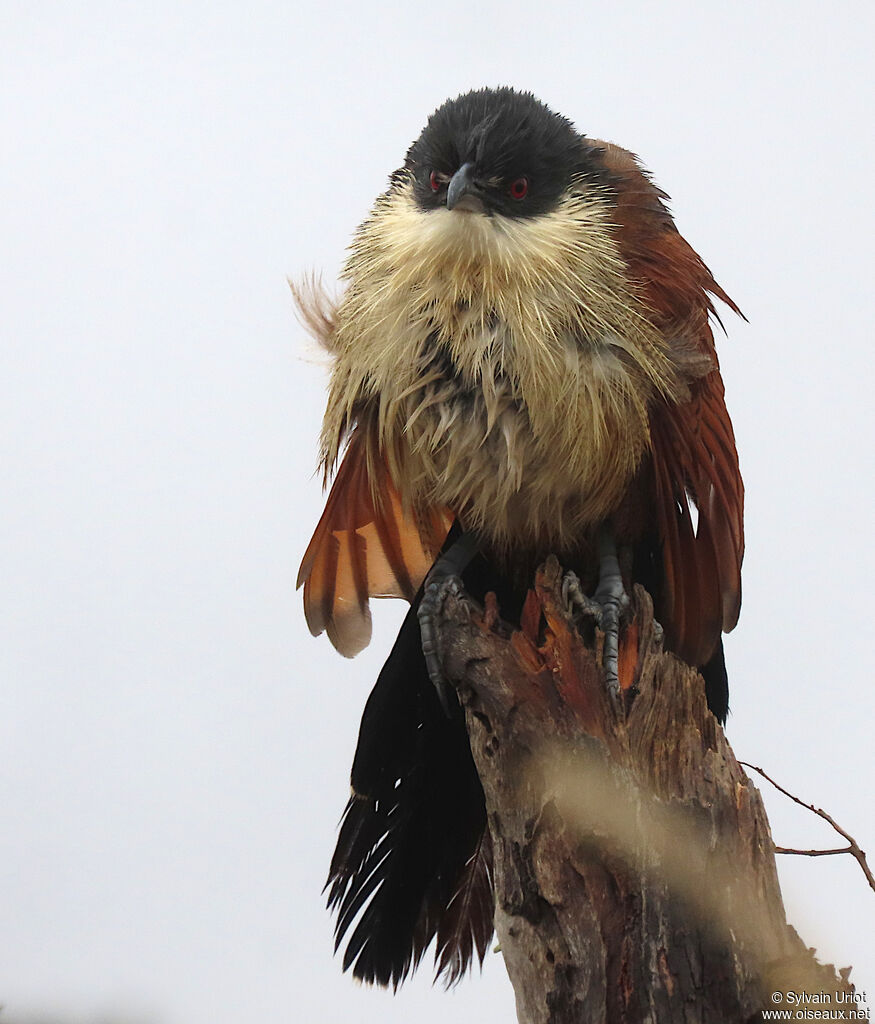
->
xmin=700 ymin=638 xmax=729 ymax=724
xmin=325 ymin=597 xmax=493 ymax=987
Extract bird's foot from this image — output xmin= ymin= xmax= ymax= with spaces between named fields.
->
xmin=562 ymin=537 xmax=630 ymax=700
xmin=417 ymin=530 xmax=480 ymax=714
xmin=418 ymin=574 xmax=467 ymax=715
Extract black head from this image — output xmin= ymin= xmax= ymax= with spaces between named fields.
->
xmin=404 ymin=87 xmax=600 ymax=219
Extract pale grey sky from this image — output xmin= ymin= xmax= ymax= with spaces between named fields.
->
xmin=1 ymin=2 xmax=873 ymax=1021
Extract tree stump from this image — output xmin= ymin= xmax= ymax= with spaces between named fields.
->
xmin=437 ymin=557 xmax=853 ymax=1024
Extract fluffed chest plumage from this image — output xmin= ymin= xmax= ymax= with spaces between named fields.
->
xmin=320 ymin=183 xmax=681 ymax=549
xmin=362 ymin=302 xmax=656 ymax=550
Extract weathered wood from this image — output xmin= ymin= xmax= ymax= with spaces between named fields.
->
xmin=438 ymin=557 xmax=853 ymax=1024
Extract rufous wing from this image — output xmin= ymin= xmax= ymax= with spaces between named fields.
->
xmin=649 ymin=369 xmax=744 ymax=667
xmin=595 ymin=140 xmax=744 ymax=667
xmin=639 ymin=224 xmax=744 ymax=666
xmin=298 ymin=428 xmax=453 ymax=657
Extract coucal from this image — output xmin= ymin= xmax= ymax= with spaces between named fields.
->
xmin=295 ymin=87 xmax=744 ymax=987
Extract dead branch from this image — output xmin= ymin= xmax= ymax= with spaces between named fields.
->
xmin=434 ymin=558 xmax=855 ymax=1024
xmin=740 ymin=762 xmax=875 ymax=895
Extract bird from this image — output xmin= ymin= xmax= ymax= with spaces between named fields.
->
xmin=294 ymin=86 xmax=744 ymax=989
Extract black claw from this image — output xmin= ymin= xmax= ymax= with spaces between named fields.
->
xmin=417 ymin=529 xmax=480 ymax=716
xmin=562 ymin=529 xmax=630 ymax=701
xmin=418 ymin=576 xmax=465 ymax=715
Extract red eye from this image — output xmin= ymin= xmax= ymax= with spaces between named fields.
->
xmin=509 ymin=177 xmax=528 ymax=199
xmin=429 ymin=170 xmax=441 ymax=192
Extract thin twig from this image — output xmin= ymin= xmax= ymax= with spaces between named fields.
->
xmin=740 ymin=762 xmax=875 ymax=895
xmin=775 ymin=846 xmax=852 ymax=857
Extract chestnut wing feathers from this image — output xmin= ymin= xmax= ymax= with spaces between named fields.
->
xmin=298 ymin=427 xmax=452 ymax=656
xmin=650 ymin=371 xmax=743 ymax=667
xmin=603 ymin=144 xmax=743 ymax=666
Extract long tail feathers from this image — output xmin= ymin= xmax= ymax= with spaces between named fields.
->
xmin=435 ymin=826 xmax=494 ymax=984
xmin=325 ymin=600 xmax=493 ymax=987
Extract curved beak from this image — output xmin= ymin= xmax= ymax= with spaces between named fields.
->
xmin=446 ymin=162 xmax=483 ymax=212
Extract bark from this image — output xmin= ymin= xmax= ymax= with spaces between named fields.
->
xmin=437 ymin=557 xmax=854 ymax=1024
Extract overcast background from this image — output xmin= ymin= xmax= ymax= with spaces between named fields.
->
xmin=2 ymin=2 xmax=873 ymax=1022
